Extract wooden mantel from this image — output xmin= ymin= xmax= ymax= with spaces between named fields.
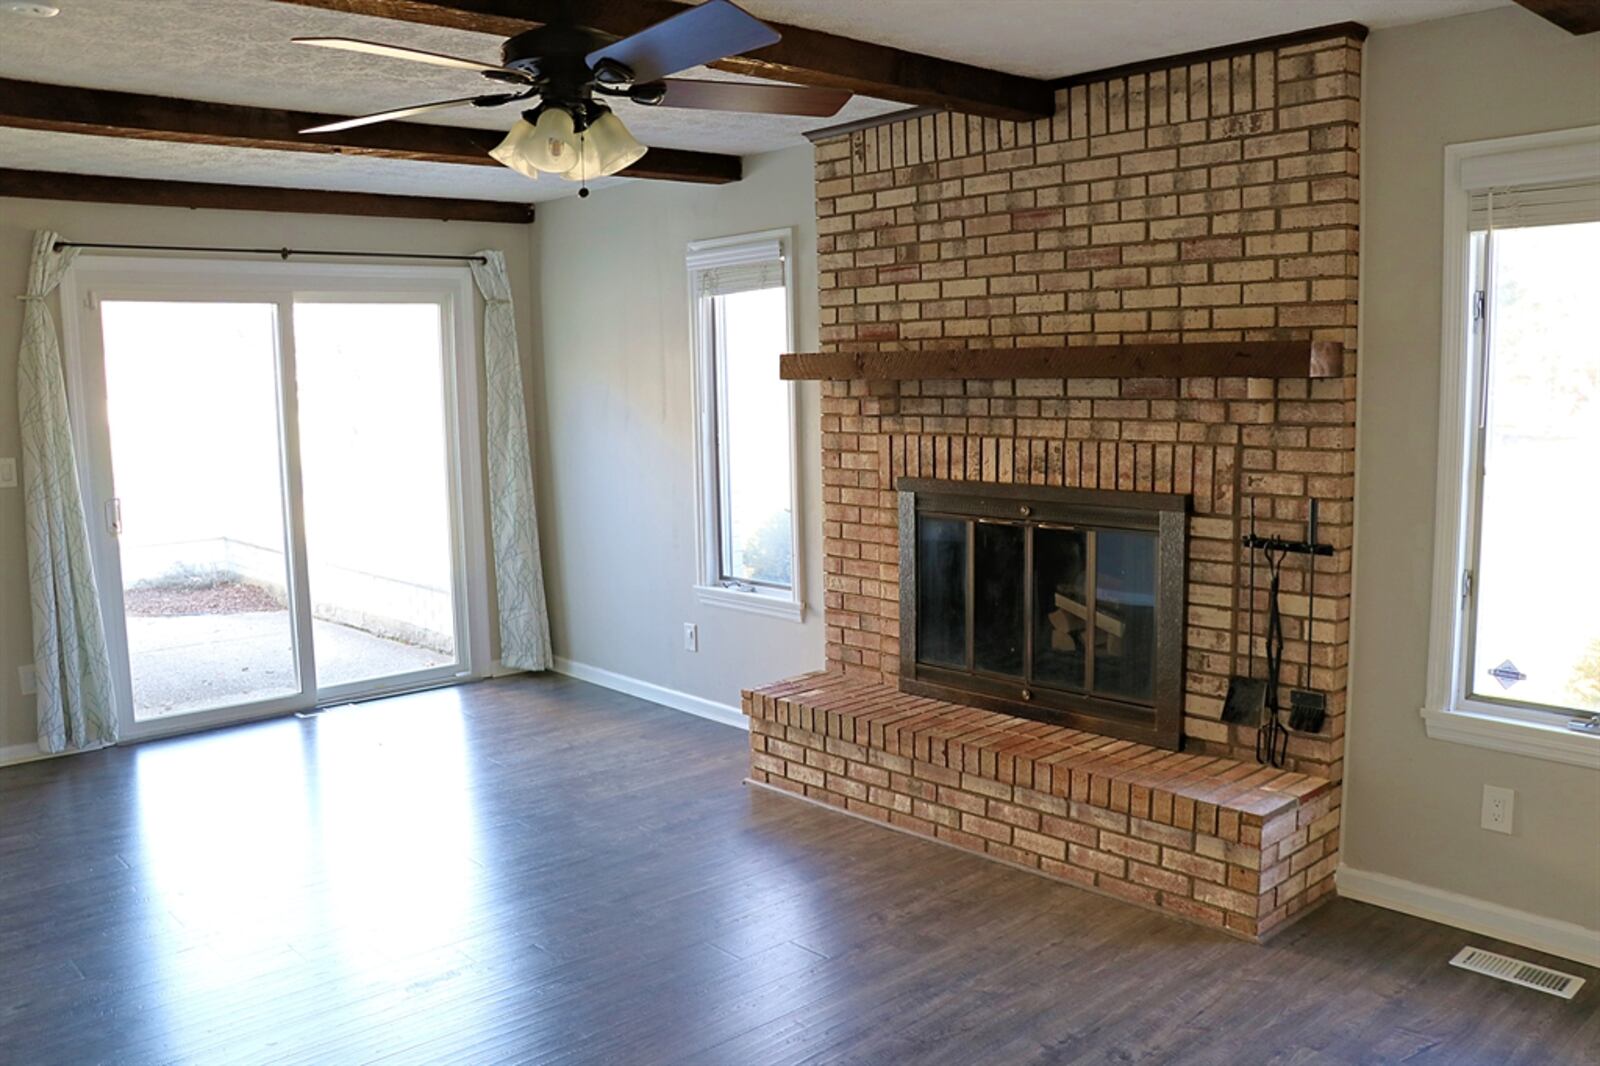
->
xmin=780 ymin=340 xmax=1343 ymax=381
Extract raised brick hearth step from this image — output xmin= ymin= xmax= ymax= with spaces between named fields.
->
xmin=743 ymin=671 xmax=1340 ymax=942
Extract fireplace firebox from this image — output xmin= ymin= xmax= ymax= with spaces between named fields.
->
xmin=897 ymin=480 xmax=1188 ymax=749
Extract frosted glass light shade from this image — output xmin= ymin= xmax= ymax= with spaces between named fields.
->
xmin=558 ymin=110 xmax=648 ymax=182
xmin=589 ymin=111 xmax=648 ymax=176
xmin=489 ymin=107 xmax=581 ymax=178
xmin=489 ymin=120 xmax=543 ymax=179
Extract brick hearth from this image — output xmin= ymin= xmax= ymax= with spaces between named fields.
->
xmin=744 ymin=673 xmax=1339 ymax=941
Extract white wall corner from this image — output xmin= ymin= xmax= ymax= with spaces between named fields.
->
xmin=1337 ymin=865 xmax=1600 ymax=969
xmin=552 ymin=656 xmax=748 ymax=731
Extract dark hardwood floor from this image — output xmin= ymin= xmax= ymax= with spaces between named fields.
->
xmin=1 ymin=675 xmax=1594 ymax=1065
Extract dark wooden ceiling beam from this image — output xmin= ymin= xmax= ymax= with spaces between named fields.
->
xmin=0 ymin=167 xmax=535 ymax=223
xmin=270 ymin=0 xmax=1057 ymax=121
xmin=1513 ymin=0 xmax=1600 ymax=34
xmin=0 ymin=78 xmax=741 ymax=184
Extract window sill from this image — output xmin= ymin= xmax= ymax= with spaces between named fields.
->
xmin=696 ymin=584 xmax=805 ymax=623
xmin=1421 ymin=704 xmax=1600 ymax=770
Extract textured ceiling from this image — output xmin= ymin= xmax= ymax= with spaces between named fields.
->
xmin=740 ymin=0 xmax=1510 ymax=80
xmin=0 ymin=0 xmax=1512 ymax=208
xmin=0 ymin=0 xmax=904 ymax=149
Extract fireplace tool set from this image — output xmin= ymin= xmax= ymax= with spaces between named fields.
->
xmin=1222 ymin=498 xmax=1332 ymax=768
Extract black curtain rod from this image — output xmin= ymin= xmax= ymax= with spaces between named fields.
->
xmin=52 ymin=240 xmax=486 ymax=264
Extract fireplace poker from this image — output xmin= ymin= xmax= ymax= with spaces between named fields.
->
xmin=1256 ymin=541 xmax=1290 ymax=768
xmin=1289 ymin=501 xmax=1329 ymax=733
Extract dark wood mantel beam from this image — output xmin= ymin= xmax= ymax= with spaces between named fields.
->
xmin=780 ymin=341 xmax=1345 ymax=381
xmin=1513 ymin=0 xmax=1600 ymax=34
xmin=270 ymin=0 xmax=1057 ymax=121
xmin=0 ymin=77 xmax=741 ymax=185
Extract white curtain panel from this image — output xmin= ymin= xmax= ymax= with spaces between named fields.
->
xmin=17 ymin=230 xmax=117 ymax=752
xmin=471 ymin=249 xmax=553 ymax=671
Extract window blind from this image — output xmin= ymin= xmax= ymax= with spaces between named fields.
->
xmin=1469 ymin=180 xmax=1600 ymax=230
xmin=686 ymin=238 xmax=785 ymax=296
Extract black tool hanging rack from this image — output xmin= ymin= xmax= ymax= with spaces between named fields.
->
xmin=1241 ymin=500 xmax=1332 ymax=768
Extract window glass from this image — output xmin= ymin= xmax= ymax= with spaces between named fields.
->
xmin=712 ymin=285 xmax=792 ymax=589
xmin=1469 ymin=220 xmax=1600 ymax=714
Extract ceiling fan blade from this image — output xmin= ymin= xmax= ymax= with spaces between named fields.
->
xmin=587 ymin=0 xmax=781 ymax=84
xmin=293 ymin=36 xmax=517 ymax=77
xmin=657 ymin=79 xmax=851 ymax=117
xmin=299 ymin=94 xmax=516 ymax=134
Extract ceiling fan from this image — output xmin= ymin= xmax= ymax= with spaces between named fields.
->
xmin=293 ymin=0 xmax=852 ymax=192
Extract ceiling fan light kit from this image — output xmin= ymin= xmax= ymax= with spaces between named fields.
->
xmin=571 ymin=110 xmax=648 ymax=180
xmin=490 ymin=104 xmax=647 ymax=182
xmin=291 ymin=0 xmax=851 ymax=196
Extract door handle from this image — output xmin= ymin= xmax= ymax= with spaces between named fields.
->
xmin=106 ymin=498 xmax=122 ymax=536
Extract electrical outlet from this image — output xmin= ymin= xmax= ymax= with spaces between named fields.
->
xmin=18 ymin=664 xmax=36 ymax=696
xmin=683 ymin=623 xmax=698 ymax=653
xmin=1481 ymin=785 xmax=1515 ymax=834
xmin=0 ymin=457 xmax=16 ymax=489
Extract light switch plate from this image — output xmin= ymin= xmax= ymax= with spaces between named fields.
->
xmin=0 ymin=457 xmax=17 ymax=489
xmin=18 ymin=664 xmax=36 ymax=696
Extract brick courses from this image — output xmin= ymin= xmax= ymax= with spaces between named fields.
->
xmin=812 ymin=32 xmax=1361 ymax=780
xmin=746 ymin=29 xmax=1360 ymax=941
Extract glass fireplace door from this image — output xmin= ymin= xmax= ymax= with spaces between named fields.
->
xmin=901 ymin=479 xmax=1186 ymax=749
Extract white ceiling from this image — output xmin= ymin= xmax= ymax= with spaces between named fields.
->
xmin=741 ymin=0 xmax=1510 ymax=80
xmin=0 ymin=0 xmax=1511 ymax=208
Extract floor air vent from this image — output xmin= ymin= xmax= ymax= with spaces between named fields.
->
xmin=1449 ymin=946 xmax=1585 ymax=999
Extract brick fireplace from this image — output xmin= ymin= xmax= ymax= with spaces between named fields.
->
xmin=745 ymin=26 xmax=1361 ymax=940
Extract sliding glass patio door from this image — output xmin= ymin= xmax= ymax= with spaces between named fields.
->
xmin=63 ymin=258 xmax=488 ymax=740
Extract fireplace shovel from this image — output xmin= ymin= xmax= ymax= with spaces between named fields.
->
xmin=1221 ymin=499 xmax=1267 ymax=727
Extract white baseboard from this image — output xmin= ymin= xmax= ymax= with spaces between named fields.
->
xmin=0 ymin=742 xmax=47 ymax=769
xmin=1337 ymin=865 xmax=1600 ymax=969
xmin=552 ymin=656 xmax=747 ymax=731
xmin=0 ymin=741 xmax=112 ymax=769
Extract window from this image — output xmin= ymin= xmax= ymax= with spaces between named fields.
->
xmin=688 ymin=231 xmax=802 ymax=621
xmin=1426 ymin=126 xmax=1600 ymax=767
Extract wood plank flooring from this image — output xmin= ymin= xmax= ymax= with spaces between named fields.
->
xmin=0 ymin=674 xmax=1594 ymax=1065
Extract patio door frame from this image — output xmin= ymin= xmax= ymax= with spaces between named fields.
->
xmin=60 ymin=255 xmax=492 ymax=742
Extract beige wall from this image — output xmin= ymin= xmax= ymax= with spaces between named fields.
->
xmin=531 ymin=145 xmax=825 ymax=710
xmin=0 ymin=197 xmax=537 ymax=755
xmin=1346 ymin=7 xmax=1600 ymax=930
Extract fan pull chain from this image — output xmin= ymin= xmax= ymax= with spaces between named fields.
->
xmin=578 ymin=129 xmax=590 ymax=199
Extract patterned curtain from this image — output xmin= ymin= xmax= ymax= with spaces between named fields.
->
xmin=17 ymin=231 xmax=117 ymax=752
xmin=470 ymin=249 xmax=552 ymax=671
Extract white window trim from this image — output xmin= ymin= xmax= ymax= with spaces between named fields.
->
xmin=687 ymin=228 xmax=805 ymax=623
xmin=1423 ymin=125 xmax=1600 ymax=769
